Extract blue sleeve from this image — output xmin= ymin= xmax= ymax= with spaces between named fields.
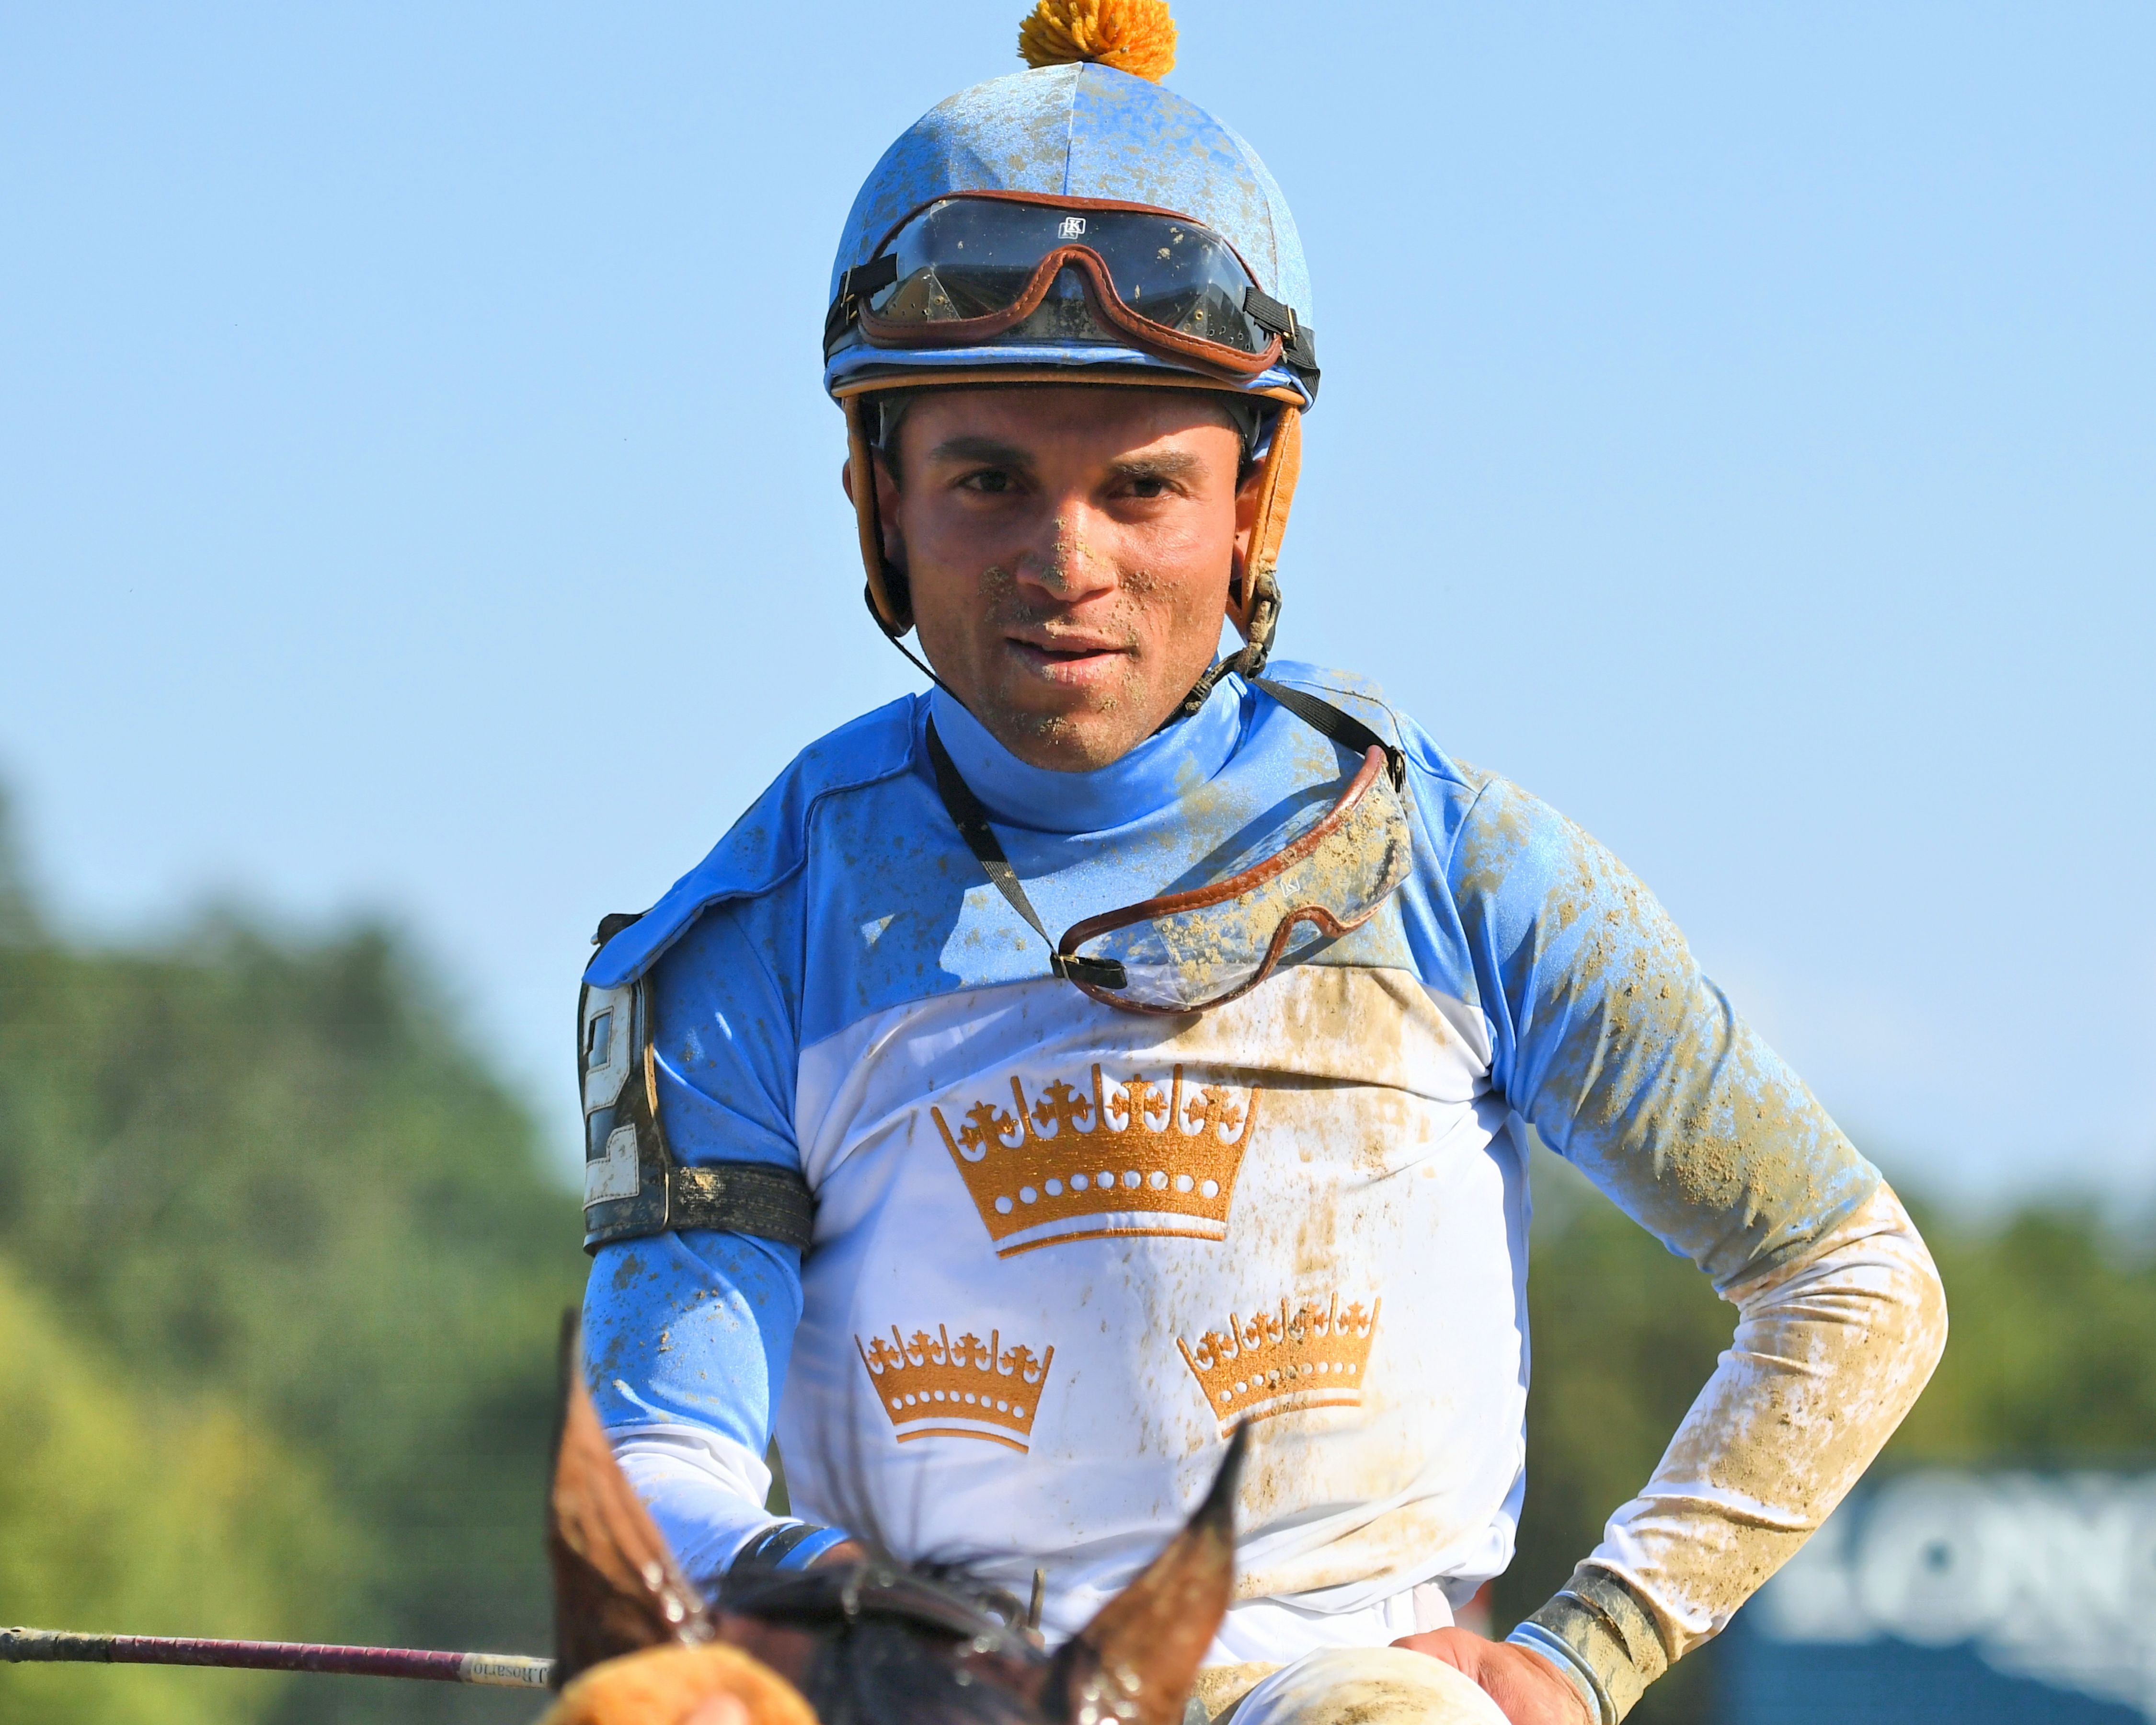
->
xmin=582 ymin=892 xmax=806 ymax=1458
xmin=1450 ymin=772 xmax=1880 ymax=1292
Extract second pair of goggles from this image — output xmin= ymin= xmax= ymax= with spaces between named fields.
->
xmin=928 ymin=682 xmax=1413 ymax=1015
xmin=825 ymin=192 xmax=1319 ymax=386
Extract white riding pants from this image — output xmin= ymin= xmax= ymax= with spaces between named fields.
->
xmin=1208 ymin=1647 xmax=1511 ymax=1725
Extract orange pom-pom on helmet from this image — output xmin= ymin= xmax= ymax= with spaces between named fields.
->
xmin=1018 ymin=0 xmax=1178 ymax=83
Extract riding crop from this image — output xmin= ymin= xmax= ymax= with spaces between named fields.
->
xmin=0 ymin=1626 xmax=553 ymax=1689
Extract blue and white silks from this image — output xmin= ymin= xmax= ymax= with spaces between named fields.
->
xmin=580 ymin=665 xmax=1937 ymax=1676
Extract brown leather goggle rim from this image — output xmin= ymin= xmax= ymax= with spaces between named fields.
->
xmin=1066 ymin=901 xmax=1365 ymax=1018
xmin=859 ymin=244 xmax=1282 ymax=380
xmin=1054 ymin=743 xmax=1394 ymax=1015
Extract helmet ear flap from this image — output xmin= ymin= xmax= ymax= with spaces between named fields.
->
xmin=1227 ymin=404 xmax=1299 ymax=653
xmin=846 ymin=394 xmax=913 ymax=636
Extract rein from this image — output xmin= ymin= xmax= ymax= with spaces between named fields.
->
xmin=720 ymin=1560 xmax=1044 ymax=1658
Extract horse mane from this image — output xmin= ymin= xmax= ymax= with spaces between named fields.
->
xmin=720 ymin=1560 xmax=1049 ymax=1725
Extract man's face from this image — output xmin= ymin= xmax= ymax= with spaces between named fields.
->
xmin=866 ymin=386 xmax=1259 ymax=772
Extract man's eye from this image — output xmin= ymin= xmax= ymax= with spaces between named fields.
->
xmin=1127 ymin=477 xmax=1170 ymax=499
xmin=961 ymin=470 xmax=1013 ymax=494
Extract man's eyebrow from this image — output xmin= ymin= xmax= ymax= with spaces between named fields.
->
xmin=924 ymin=434 xmax=1035 ymax=469
xmin=1108 ymin=449 xmax=1204 ymax=483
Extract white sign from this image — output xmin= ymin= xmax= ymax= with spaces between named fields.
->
xmin=1756 ymin=1472 xmax=2156 ymax=1718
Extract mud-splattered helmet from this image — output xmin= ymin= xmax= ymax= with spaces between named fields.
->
xmin=826 ymin=0 xmax=1316 ymax=676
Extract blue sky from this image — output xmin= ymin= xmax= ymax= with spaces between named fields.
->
xmin=2 ymin=3 xmax=2149 ymax=1203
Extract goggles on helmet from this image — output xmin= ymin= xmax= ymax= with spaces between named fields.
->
xmin=926 ymin=682 xmax=1410 ymax=1016
xmin=825 ymin=193 xmax=1319 ymax=387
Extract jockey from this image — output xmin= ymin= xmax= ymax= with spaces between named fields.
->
xmin=576 ymin=4 xmax=1947 ymax=1721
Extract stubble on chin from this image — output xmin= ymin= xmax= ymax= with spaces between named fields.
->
xmin=963 ymin=560 xmax=1217 ymax=769
xmin=992 ymin=654 xmax=1142 ymax=765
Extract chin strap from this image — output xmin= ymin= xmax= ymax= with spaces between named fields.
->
xmin=865 ymin=589 xmax=972 ymax=711
xmin=1171 ymin=552 xmax=1282 ymax=720
xmin=1233 ymin=403 xmax=1300 ymax=639
xmin=1173 ymin=401 xmax=1297 ymax=717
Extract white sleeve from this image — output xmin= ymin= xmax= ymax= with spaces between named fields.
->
xmin=608 ymin=1421 xmax=786 ymax=1583
xmin=1512 ymin=1183 xmax=1948 ymax=1720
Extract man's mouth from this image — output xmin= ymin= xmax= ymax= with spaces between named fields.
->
xmin=1004 ymin=634 xmax=1126 ymax=678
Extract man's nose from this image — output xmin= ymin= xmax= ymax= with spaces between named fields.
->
xmin=1012 ymin=497 xmax=1118 ymax=604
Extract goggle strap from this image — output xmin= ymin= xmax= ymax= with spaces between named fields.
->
xmin=1248 ymin=678 xmax=1408 ymax=790
xmin=846 ymin=255 xmax=901 ymax=298
xmin=826 ymin=255 xmax=902 ymax=351
xmin=836 ymin=255 xmax=899 ymax=310
xmin=925 ymin=721 xmax=1131 ymax=992
xmin=924 ymin=686 xmax=1404 ymax=1002
xmin=1241 ymin=288 xmax=1318 ymax=373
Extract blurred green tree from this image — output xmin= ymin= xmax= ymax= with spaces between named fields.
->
xmin=0 ymin=804 xmax=584 ymax=1723
xmin=1892 ymin=1196 xmax=2156 ymax=1463
xmin=0 ymin=1261 xmax=351 ymax=1725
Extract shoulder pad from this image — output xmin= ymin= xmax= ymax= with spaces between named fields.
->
xmin=584 ymin=697 xmax=920 ymax=989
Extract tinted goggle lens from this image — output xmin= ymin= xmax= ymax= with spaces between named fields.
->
xmin=1056 ymin=747 xmax=1415 ymax=1014
xmin=855 ymin=198 xmax=1274 ymax=358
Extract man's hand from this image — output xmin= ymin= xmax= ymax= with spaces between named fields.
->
xmin=1390 ymin=1628 xmax=1594 ymax=1725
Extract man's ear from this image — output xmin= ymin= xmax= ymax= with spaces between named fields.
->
xmin=1046 ymin=1426 xmax=1247 ymax=1725
xmin=548 ymin=1311 xmax=713 ymax=1686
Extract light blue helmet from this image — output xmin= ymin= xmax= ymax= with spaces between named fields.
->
xmin=830 ymin=42 xmax=1313 ymax=663
xmin=826 ymin=62 xmax=1316 ymax=408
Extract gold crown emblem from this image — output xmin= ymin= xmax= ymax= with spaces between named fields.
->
xmin=931 ymin=1064 xmax=1260 ymax=1256
xmin=1177 ymin=1293 xmax=1381 ymax=1433
xmin=855 ymin=1324 xmax=1056 ymax=1452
